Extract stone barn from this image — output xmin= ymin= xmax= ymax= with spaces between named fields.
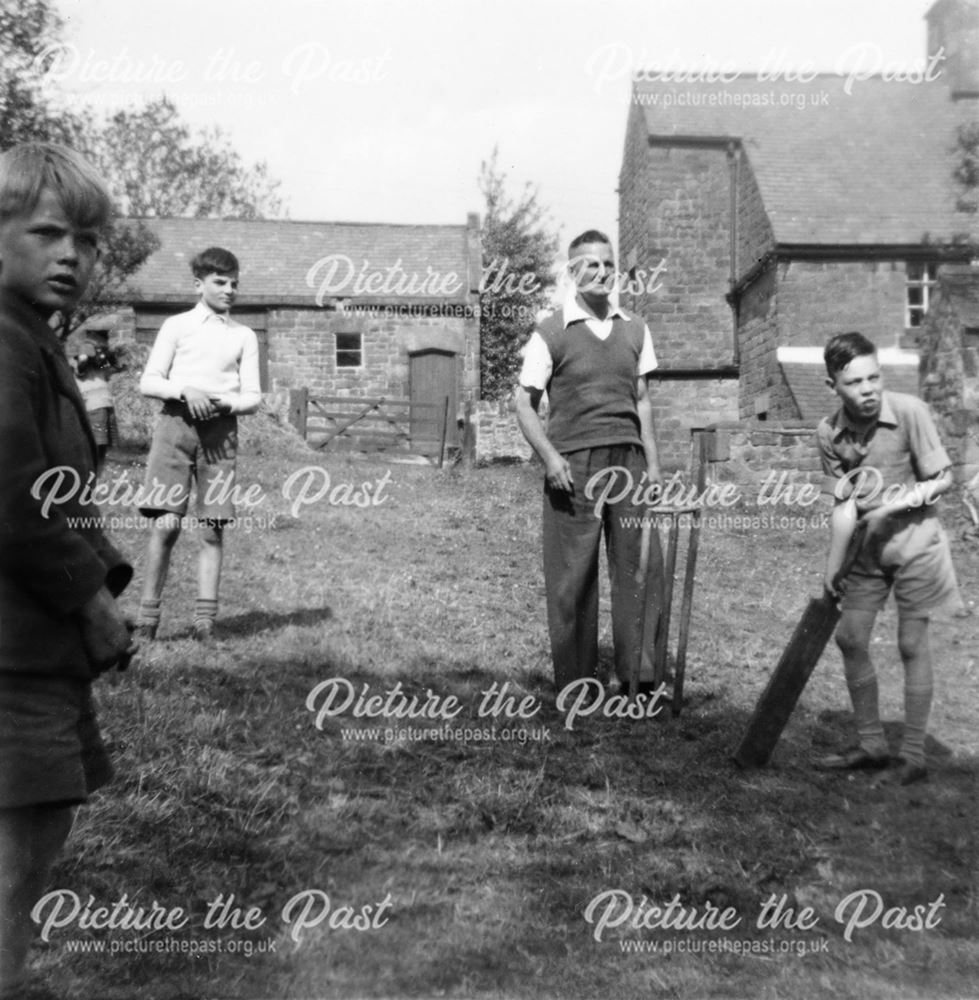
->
xmin=618 ymin=0 xmax=979 ymax=468
xmin=119 ymin=214 xmax=481 ymax=450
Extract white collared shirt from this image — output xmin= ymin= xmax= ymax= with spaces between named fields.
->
xmin=518 ymin=291 xmax=657 ymax=391
xmin=140 ymin=301 xmax=261 ymax=414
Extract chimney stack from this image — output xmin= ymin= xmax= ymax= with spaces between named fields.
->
xmin=926 ymin=0 xmax=979 ymax=99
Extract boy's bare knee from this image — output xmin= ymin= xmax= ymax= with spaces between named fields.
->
xmin=897 ymin=616 xmax=930 ymax=661
xmin=201 ymin=522 xmax=224 ymax=546
xmin=152 ymin=513 xmax=182 ymax=546
xmin=834 ymin=627 xmax=867 ymax=659
xmin=834 ymin=611 xmax=875 ymax=658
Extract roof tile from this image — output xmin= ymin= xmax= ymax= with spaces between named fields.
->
xmin=634 ymin=76 xmax=977 ymax=245
xmin=127 ymin=217 xmax=477 ymax=306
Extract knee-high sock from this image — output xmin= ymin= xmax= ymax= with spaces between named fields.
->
xmin=137 ymin=597 xmax=162 ymax=628
xmin=845 ymin=665 xmax=888 ymax=756
xmin=899 ymin=621 xmax=933 ymax=768
xmin=194 ymin=597 xmax=218 ymax=629
xmin=900 ymin=684 xmax=932 ymax=768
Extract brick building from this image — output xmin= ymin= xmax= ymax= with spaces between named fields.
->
xmin=618 ymin=0 xmax=979 ymax=468
xmin=118 ymin=214 xmax=481 ymax=447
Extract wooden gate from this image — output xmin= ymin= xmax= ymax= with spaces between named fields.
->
xmin=288 ymin=390 xmax=450 ymax=465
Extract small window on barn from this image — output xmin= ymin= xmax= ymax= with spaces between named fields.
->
xmin=905 ymin=263 xmax=938 ymax=328
xmin=336 ymin=333 xmax=363 ymax=368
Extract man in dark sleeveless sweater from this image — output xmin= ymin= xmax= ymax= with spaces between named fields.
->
xmin=516 ymin=230 xmax=663 ymax=695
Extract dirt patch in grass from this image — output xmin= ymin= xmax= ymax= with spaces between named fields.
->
xmin=31 ymin=448 xmax=979 ymax=999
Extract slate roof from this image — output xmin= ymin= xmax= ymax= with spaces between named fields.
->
xmin=126 ymin=217 xmax=480 ymax=306
xmin=633 ymin=74 xmax=973 ymax=246
xmin=781 ymin=361 xmax=921 ymax=422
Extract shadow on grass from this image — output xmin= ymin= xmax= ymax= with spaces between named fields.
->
xmin=79 ymin=644 xmax=979 ymax=1000
xmin=160 ymin=605 xmax=335 ymax=641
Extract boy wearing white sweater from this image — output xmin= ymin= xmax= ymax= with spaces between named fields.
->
xmin=135 ymin=247 xmax=261 ymax=641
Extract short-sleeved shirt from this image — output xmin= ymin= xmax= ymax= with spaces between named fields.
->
xmin=519 ymin=293 xmax=657 ymax=391
xmin=816 ymin=390 xmax=960 ymax=616
xmin=816 ymin=391 xmax=950 ymax=509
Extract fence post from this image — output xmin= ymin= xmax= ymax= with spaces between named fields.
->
xmin=461 ymin=400 xmax=476 ymax=469
xmin=288 ymin=387 xmax=309 ymax=439
xmin=437 ymin=396 xmax=450 ymax=469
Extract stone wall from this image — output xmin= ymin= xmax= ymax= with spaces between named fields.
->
xmin=471 ymin=399 xmax=534 ymax=464
xmin=920 ymin=264 xmax=979 ymax=483
xmin=265 ymin=307 xmax=479 ymax=404
xmin=704 ymin=422 xmax=823 ymax=488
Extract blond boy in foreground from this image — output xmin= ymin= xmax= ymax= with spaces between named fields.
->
xmin=0 ymin=143 xmax=133 ymax=999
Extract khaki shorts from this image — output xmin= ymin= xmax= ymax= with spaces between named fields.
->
xmin=140 ymin=402 xmax=238 ymax=522
xmin=0 ymin=673 xmax=112 ymax=809
xmin=841 ymin=513 xmax=962 ymax=618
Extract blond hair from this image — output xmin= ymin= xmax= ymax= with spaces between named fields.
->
xmin=0 ymin=142 xmax=113 ymax=229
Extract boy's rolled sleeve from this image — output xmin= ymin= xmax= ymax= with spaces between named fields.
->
xmin=907 ymin=397 xmax=950 ymax=479
xmin=815 ymin=420 xmax=846 ymax=503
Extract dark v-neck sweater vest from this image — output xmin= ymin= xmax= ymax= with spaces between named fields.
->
xmin=538 ymin=310 xmax=646 ymax=454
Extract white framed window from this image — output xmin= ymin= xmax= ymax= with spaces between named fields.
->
xmin=336 ymin=332 xmax=363 ymax=368
xmin=905 ymin=263 xmax=938 ymax=329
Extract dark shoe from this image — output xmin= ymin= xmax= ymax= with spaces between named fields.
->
xmin=814 ymin=748 xmax=890 ymax=771
xmin=872 ymin=759 xmax=928 ymax=787
xmin=192 ymin=620 xmax=214 ymax=642
xmin=133 ymin=623 xmax=157 ymax=642
xmin=617 ymin=679 xmax=666 ymax=697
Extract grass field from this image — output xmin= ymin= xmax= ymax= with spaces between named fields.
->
xmin=29 ymin=425 xmax=979 ymax=1000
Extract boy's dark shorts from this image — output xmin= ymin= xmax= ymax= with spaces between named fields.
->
xmin=0 ymin=673 xmax=112 ymax=809
xmin=139 ymin=402 xmax=238 ymax=522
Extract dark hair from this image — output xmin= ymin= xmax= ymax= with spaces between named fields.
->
xmin=0 ymin=142 xmax=113 ymax=229
xmin=191 ymin=246 xmax=239 ymax=279
xmin=824 ymin=331 xmax=877 ymax=378
xmin=568 ymin=229 xmax=612 ymax=257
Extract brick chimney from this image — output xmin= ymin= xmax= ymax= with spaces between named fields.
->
xmin=927 ymin=0 xmax=979 ymax=98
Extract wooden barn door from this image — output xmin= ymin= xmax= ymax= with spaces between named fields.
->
xmin=409 ymin=349 xmax=457 ymax=451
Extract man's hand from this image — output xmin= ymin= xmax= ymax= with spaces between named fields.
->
xmin=209 ymin=397 xmax=233 ymax=416
xmin=644 ymin=464 xmax=663 ymax=491
xmin=181 ymin=387 xmax=217 ymax=421
xmin=545 ymin=455 xmax=574 ymax=493
xmin=77 ymin=586 xmax=132 ymax=674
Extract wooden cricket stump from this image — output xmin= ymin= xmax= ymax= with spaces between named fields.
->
xmin=635 ymin=432 xmax=708 ymax=715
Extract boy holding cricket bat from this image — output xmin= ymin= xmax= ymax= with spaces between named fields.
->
xmin=515 ymin=230 xmax=663 ymax=696
xmin=814 ymin=332 xmax=961 ymax=786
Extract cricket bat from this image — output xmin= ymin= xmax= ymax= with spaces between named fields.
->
xmin=733 ymin=508 xmax=867 ymax=769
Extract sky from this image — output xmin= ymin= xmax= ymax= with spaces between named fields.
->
xmin=48 ymin=0 xmax=940 ymax=249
